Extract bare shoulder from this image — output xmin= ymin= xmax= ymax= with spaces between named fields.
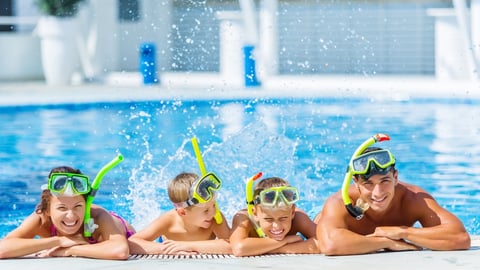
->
xmin=399 ymin=182 xmax=435 ymax=204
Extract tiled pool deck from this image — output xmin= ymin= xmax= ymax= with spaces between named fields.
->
xmin=1 ymin=74 xmax=480 ymax=269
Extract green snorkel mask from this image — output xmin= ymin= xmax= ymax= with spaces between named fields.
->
xmin=341 ymin=133 xmax=390 ymax=220
xmin=191 ymin=137 xmax=223 ymax=224
xmin=83 ymin=154 xmax=124 ymax=237
xmin=245 ymin=172 xmax=266 ymax=238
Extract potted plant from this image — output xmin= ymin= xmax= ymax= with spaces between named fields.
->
xmin=35 ymin=0 xmax=85 ymax=85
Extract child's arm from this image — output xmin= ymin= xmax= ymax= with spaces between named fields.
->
xmin=160 ymin=238 xmax=231 ymax=254
xmin=128 ymin=214 xmax=171 ymax=254
xmin=229 ymin=211 xmax=298 ymax=257
xmin=267 ymin=209 xmax=320 ymax=254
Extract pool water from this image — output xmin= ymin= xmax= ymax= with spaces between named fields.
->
xmin=1 ymin=97 xmax=479 ymax=237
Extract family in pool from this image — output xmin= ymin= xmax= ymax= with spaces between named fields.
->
xmin=0 ymin=134 xmax=471 ymax=259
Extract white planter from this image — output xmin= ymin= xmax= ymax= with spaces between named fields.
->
xmin=36 ymin=16 xmax=80 ymax=85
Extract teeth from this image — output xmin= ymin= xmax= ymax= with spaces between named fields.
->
xmin=63 ymin=221 xmax=77 ymax=227
xmin=269 ymin=229 xmax=284 ymax=235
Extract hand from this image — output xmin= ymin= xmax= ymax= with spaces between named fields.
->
xmin=367 ymin=226 xmax=407 ymax=240
xmin=57 ymin=234 xmax=89 ymax=248
xmin=35 ymin=246 xmax=67 ymax=257
xmin=385 ymin=239 xmax=422 ymax=252
xmin=160 ymin=239 xmax=196 ymax=255
xmin=284 ymin=235 xmax=303 ymax=244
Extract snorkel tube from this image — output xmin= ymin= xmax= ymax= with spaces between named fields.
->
xmin=245 ymin=172 xmax=266 ymax=237
xmin=191 ymin=137 xmax=223 ymax=224
xmin=341 ymin=133 xmax=390 ymax=220
xmin=84 ymin=154 xmax=124 ymax=237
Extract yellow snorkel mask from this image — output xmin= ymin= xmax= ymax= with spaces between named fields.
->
xmin=191 ymin=137 xmax=223 ymax=224
xmin=341 ymin=133 xmax=390 ymax=220
xmin=173 ymin=172 xmax=222 ymax=208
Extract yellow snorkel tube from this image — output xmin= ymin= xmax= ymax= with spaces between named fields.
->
xmin=246 ymin=172 xmax=266 ymax=238
xmin=341 ymin=133 xmax=390 ymax=220
xmin=84 ymin=154 xmax=124 ymax=237
xmin=191 ymin=137 xmax=223 ymax=224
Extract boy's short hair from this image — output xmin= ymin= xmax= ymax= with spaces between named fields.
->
xmin=168 ymin=172 xmax=199 ymax=205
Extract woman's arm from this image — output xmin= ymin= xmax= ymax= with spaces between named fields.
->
xmin=0 ymin=213 xmax=85 ymax=258
xmin=51 ymin=208 xmax=129 ymax=260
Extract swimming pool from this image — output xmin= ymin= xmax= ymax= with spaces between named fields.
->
xmin=1 ymin=97 xmax=479 ymax=237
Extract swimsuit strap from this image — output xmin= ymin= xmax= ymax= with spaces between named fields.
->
xmin=50 ymin=224 xmax=57 ymax=236
xmin=109 ymin=211 xmax=135 ymax=238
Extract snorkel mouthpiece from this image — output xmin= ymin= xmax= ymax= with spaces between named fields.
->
xmin=342 ymin=133 xmax=390 ymax=220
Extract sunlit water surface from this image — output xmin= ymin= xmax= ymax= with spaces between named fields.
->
xmin=1 ymin=97 xmax=479 ymax=237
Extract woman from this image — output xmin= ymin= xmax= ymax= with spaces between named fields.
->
xmin=0 ymin=166 xmax=135 ymax=260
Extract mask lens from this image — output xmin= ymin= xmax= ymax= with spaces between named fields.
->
xmin=51 ymin=175 xmax=68 ymax=192
xmin=260 ymin=190 xmax=277 ymax=205
xmin=194 ymin=173 xmax=221 ymax=202
xmin=281 ymin=188 xmax=299 ymax=204
xmin=71 ymin=176 xmax=89 ymax=193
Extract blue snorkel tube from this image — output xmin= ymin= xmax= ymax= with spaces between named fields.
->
xmin=341 ymin=134 xmax=390 ymax=220
xmin=84 ymin=154 xmax=124 ymax=237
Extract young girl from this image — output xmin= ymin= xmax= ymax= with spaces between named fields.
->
xmin=229 ymin=174 xmax=319 ymax=256
xmin=0 ymin=166 xmax=135 ymax=260
xmin=128 ymin=172 xmax=231 ymax=255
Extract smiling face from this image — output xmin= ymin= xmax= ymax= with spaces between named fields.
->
xmin=253 ymin=204 xmax=295 ymax=240
xmin=185 ymin=199 xmax=217 ymax=229
xmin=354 ymin=169 xmax=398 ymax=214
xmin=48 ymin=195 xmax=86 ymax=235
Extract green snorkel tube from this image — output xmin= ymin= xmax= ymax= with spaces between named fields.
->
xmin=342 ymin=133 xmax=390 ymax=220
xmin=84 ymin=154 xmax=124 ymax=237
xmin=246 ymin=172 xmax=266 ymax=237
xmin=191 ymin=137 xmax=223 ymax=224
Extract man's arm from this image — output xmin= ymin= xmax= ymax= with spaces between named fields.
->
xmin=369 ymin=188 xmax=470 ymax=250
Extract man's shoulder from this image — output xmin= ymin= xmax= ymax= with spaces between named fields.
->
xmin=397 ymin=181 xmax=434 ymax=203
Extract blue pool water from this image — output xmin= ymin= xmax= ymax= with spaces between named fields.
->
xmin=1 ymin=97 xmax=479 ymax=238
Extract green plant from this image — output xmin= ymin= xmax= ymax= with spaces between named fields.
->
xmin=35 ymin=0 xmax=85 ymax=17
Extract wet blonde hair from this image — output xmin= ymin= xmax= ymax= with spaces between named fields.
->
xmin=168 ymin=172 xmax=199 ymax=205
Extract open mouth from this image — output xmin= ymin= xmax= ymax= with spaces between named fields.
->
xmin=62 ymin=220 xmax=78 ymax=227
xmin=269 ymin=229 xmax=285 ymax=239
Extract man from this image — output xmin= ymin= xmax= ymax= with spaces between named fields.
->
xmin=316 ymin=145 xmax=471 ymax=256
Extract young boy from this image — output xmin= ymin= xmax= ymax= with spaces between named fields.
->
xmin=229 ymin=174 xmax=319 ymax=256
xmin=128 ymin=172 xmax=231 ymax=255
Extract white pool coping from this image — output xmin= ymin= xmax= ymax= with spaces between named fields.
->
xmin=0 ymin=236 xmax=478 ymax=270
xmin=1 ymin=74 xmax=480 ymax=106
